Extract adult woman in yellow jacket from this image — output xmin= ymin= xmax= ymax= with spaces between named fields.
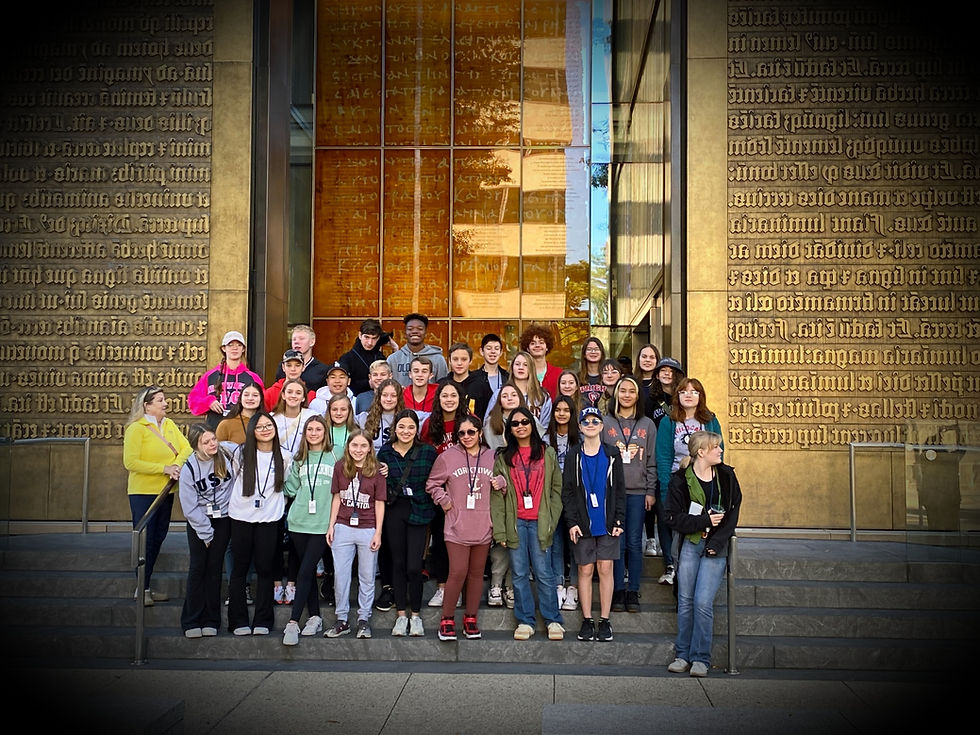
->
xmin=124 ymin=385 xmax=192 ymax=606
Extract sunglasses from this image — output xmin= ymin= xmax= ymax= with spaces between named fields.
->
xmin=581 ymin=418 xmax=603 ymax=426
xmin=458 ymin=428 xmax=479 ymax=436
xmin=510 ymin=419 xmax=533 ymax=428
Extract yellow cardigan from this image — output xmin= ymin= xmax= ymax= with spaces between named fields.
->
xmin=123 ymin=417 xmax=192 ymax=495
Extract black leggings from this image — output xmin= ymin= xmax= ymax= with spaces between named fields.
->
xmin=427 ymin=507 xmax=449 ymax=583
xmin=384 ymin=497 xmax=429 ymax=613
xmin=289 ymin=531 xmax=326 ymax=620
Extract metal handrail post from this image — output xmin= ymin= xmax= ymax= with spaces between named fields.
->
xmin=81 ymin=438 xmax=91 ymax=534
xmin=726 ymin=534 xmax=739 ymax=675
xmin=133 ymin=528 xmax=148 ymax=665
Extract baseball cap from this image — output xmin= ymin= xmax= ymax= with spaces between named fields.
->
xmin=327 ymin=361 xmax=349 ymax=376
xmin=282 ymin=349 xmax=304 ymax=363
xmin=221 ymin=330 xmax=245 ymax=347
xmin=655 ymin=357 xmax=684 ymax=374
xmin=579 ymin=406 xmax=602 ymax=422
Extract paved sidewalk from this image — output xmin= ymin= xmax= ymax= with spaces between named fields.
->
xmin=18 ymin=661 xmax=948 ymax=734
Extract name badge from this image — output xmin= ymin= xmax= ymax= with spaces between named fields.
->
xmin=523 ymin=494 xmax=533 ymax=510
xmin=466 ymin=494 xmax=476 ymax=510
xmin=404 ymin=486 xmax=413 ymax=496
xmin=207 ymin=503 xmax=220 ymax=517
xmin=308 ymin=500 xmax=317 ymax=514
xmin=590 ymin=493 xmax=599 ymax=508
xmin=349 ymin=512 xmax=359 ymax=526
xmin=254 ymin=498 xmax=262 ymax=509
xmin=622 ymin=448 xmax=631 ymax=464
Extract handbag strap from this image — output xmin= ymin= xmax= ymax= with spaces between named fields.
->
xmin=146 ymin=421 xmax=179 ymax=457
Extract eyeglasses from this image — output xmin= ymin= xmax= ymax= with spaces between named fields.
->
xmin=510 ymin=419 xmax=532 ymax=427
xmin=581 ymin=418 xmax=603 ymax=426
xmin=255 ymin=423 xmax=276 ymax=432
xmin=458 ymin=428 xmax=479 ymax=436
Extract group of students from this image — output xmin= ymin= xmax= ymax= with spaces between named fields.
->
xmin=122 ymin=314 xmax=741 ymax=675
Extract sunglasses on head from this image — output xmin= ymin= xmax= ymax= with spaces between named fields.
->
xmin=510 ymin=419 xmax=532 ymax=427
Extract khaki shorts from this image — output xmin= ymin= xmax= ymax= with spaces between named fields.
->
xmin=571 ymin=533 xmax=620 ymax=565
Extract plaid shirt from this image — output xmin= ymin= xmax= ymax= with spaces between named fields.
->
xmin=377 ymin=442 xmax=438 ymax=525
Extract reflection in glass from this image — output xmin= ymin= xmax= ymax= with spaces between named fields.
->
xmin=450 ymin=320 xmax=520 ymax=370
xmin=383 ymin=150 xmax=451 ymax=317
xmin=590 ymin=163 xmax=610 ymax=325
xmin=452 ymin=149 xmax=521 ymax=318
xmin=454 ymin=0 xmax=522 ymax=146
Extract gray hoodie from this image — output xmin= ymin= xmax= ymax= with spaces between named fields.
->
xmin=387 ymin=343 xmax=449 ymax=386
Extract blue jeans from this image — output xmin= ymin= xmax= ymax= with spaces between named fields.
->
xmin=613 ymin=494 xmax=646 ymax=592
xmin=129 ymin=493 xmax=173 ymax=590
xmin=509 ymin=518 xmax=563 ymax=627
xmin=675 ymin=537 xmax=727 ymax=665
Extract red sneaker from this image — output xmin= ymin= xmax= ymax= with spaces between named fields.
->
xmin=438 ymin=616 xmax=457 ymax=641
xmin=462 ymin=615 xmax=481 ymax=639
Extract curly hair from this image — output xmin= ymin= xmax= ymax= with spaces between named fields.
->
xmin=519 ymin=324 xmax=554 ymax=353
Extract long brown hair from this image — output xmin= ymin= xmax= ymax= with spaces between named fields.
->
xmin=669 ymin=377 xmax=715 ymax=424
xmin=341 ymin=429 xmax=379 ymax=479
xmin=293 ymin=415 xmax=329 ymax=464
xmin=363 ymin=378 xmax=405 ymax=439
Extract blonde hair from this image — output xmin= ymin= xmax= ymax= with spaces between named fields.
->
xmin=188 ymin=423 xmax=229 ymax=479
xmin=126 ymin=386 xmax=163 ymax=427
xmin=679 ymin=430 xmax=723 ymax=469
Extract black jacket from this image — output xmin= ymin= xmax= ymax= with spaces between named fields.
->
xmin=561 ymin=442 xmax=626 ymax=538
xmin=337 ymin=337 xmax=391 ymax=396
xmin=665 ymin=462 xmax=741 ymax=556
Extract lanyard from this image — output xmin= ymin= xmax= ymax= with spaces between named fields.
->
xmin=615 ymin=415 xmax=635 ymax=448
xmin=255 ymin=452 xmax=275 ymax=500
xmin=464 ymin=447 xmax=483 ymax=496
xmin=283 ymin=414 xmax=303 ymax=453
xmin=582 ymin=449 xmax=605 ymax=497
xmin=516 ymin=449 xmax=534 ymax=497
xmin=305 ymin=451 xmax=325 ymax=500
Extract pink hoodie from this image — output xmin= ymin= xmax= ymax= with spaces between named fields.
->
xmin=425 ymin=444 xmax=497 ymax=546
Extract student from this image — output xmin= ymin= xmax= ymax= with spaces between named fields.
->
xmin=312 ymin=362 xmax=356 ymax=414
xmin=402 ymin=355 xmax=438 ymax=422
xmin=356 ymin=378 xmax=405 ymax=452
xmin=646 ymin=357 xmax=683 ymax=559
xmin=377 ymin=409 xmax=438 ymax=636
xmin=318 ymin=392 xmax=358 ymax=604
xmin=478 ymin=333 xmax=510 ymax=396
xmin=544 ymin=395 xmax=582 ymax=611
xmin=602 ymin=376 xmax=657 ymax=613
xmin=177 ymin=423 xmax=234 ymax=638
xmin=387 ymin=312 xmax=449 ymax=386
xmin=354 ymin=360 xmax=393 ymax=414
xmin=188 ymin=331 xmax=264 ymax=429
xmin=596 ymin=358 xmax=623 ymax=415
xmin=265 ymin=350 xmax=317 ymax=412
xmin=426 ymin=415 xmax=505 ymax=641
xmin=519 ymin=324 xmax=562 ymax=400
xmin=665 ymin=431 xmax=741 ymax=677
xmin=506 ymin=351 xmax=552 ymax=429
xmin=562 ymin=406 xmax=625 ymax=642
xmin=225 ymin=412 xmax=291 ymax=636
xmin=272 ymin=378 xmax=318 ymax=457
xmin=577 ymin=336 xmax=607 ymax=408
xmin=274 ymin=324 xmax=329 ymax=391
xmin=447 ymin=342 xmax=493 ymax=420
xmin=281 ymin=416 xmax=334 ymax=645
xmin=216 ymin=383 xmax=264 ymax=445
xmin=634 ymin=343 xmax=663 ymax=420
xmin=481 ymin=383 xmax=525 ymax=608
xmin=420 ymin=380 xmax=471 ymax=607
xmin=557 ymin=370 xmax=582 ymax=413
xmin=325 ymin=430 xmax=386 ymax=639
xmin=491 ymin=407 xmax=565 ymax=641
xmin=655 ymin=377 xmax=723 ymax=586
xmin=338 ymin=318 xmax=396 ymax=396
xmin=124 ymin=386 xmax=192 ymax=606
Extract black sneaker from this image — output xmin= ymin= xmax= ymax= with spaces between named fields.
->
xmin=625 ymin=590 xmax=640 ymax=613
xmin=611 ymin=589 xmax=626 ymax=612
xmin=577 ymin=618 xmax=596 ymax=641
xmin=597 ymin=618 xmax=613 ymax=642
xmin=375 ymin=585 xmax=394 ymax=612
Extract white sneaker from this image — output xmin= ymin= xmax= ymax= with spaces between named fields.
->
xmin=392 ymin=615 xmax=409 ymax=637
xmin=690 ymin=661 xmax=709 ymax=677
xmin=668 ymin=657 xmax=690 ymax=673
xmin=283 ymin=621 xmax=300 ymax=646
xmin=556 ymin=585 xmax=566 ymax=609
xmin=427 ymin=587 xmax=445 ymax=607
xmin=273 ymin=585 xmax=285 ymax=604
xmin=658 ymin=566 xmax=675 ymax=585
xmin=547 ymin=622 xmax=565 ymax=640
xmin=514 ymin=623 xmax=535 ymax=640
xmin=252 ymin=626 xmax=270 ymax=636
xmin=301 ymin=616 xmax=323 ymax=636
xmin=561 ymin=585 xmax=578 ymax=610
xmin=504 ymin=587 xmax=515 ymax=609
xmin=409 ymin=615 xmax=424 ymax=637
xmin=644 ymin=539 xmax=658 ymax=557
xmin=285 ymin=584 xmax=296 ymax=604
xmin=233 ymin=626 xmax=251 ymax=636
xmin=316 ymin=559 xmax=325 ymax=577
xmin=488 ymin=585 xmax=503 ymax=606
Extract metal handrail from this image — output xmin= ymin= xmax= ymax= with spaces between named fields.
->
xmin=848 ymin=441 xmax=980 ymax=542
xmin=132 ymin=477 xmax=177 ymax=666
xmin=726 ymin=534 xmax=739 ymax=675
xmin=4 ymin=438 xmax=92 ymax=533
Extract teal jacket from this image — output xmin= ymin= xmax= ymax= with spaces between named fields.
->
xmin=490 ymin=445 xmax=563 ymax=551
